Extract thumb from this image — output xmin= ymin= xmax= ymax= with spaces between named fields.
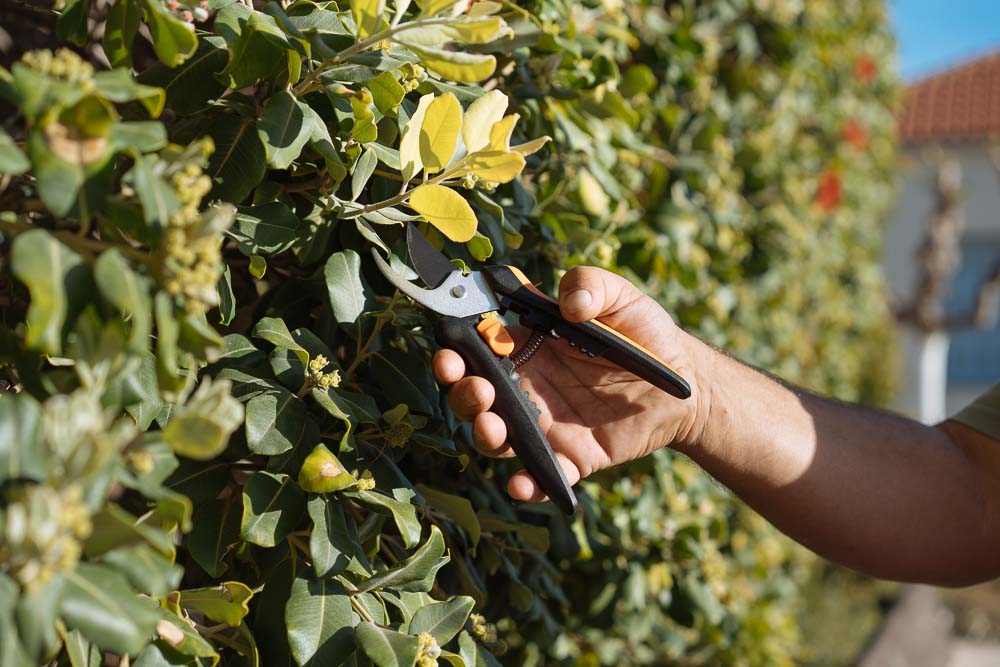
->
xmin=557 ymin=266 xmax=649 ymax=324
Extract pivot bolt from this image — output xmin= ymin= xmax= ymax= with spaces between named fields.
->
xmin=450 ymin=285 xmax=466 ymax=298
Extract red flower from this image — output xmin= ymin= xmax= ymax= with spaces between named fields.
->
xmin=855 ymin=55 xmax=877 ymax=84
xmin=842 ymin=119 xmax=868 ymax=150
xmin=816 ymin=169 xmax=842 ymax=212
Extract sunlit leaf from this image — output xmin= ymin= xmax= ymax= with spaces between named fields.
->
xmin=408 ymin=184 xmax=477 ymax=242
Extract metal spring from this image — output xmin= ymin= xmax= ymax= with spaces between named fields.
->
xmin=510 ymin=329 xmax=547 ymax=368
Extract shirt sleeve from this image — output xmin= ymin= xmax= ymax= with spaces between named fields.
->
xmin=950 ymin=382 xmax=1000 ymax=440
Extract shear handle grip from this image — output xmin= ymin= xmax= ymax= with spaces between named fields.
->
xmin=435 ymin=315 xmax=578 ymax=515
xmin=482 ymin=266 xmax=691 ymax=399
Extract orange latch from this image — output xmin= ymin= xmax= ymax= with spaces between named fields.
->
xmin=476 ymin=317 xmax=515 ymax=357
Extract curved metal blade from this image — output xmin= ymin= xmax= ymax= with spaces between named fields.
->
xmin=407 ymin=225 xmax=457 ymax=289
xmin=370 ymin=249 xmax=500 ymax=318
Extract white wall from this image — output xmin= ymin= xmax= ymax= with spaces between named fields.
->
xmin=883 ymin=142 xmax=1000 ymax=419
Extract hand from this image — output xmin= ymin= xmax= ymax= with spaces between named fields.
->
xmin=432 ymin=266 xmax=704 ymax=504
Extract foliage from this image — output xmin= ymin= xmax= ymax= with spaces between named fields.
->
xmin=0 ymin=0 xmax=896 ymax=666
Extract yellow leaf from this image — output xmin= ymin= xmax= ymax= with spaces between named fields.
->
xmin=467 ymin=0 xmax=503 ymax=15
xmin=408 ymin=185 xmax=477 ymax=242
xmin=463 ymin=90 xmax=508 ymax=154
xmin=415 ymin=0 xmax=464 ymax=16
xmin=487 ymin=113 xmax=519 ymax=151
xmin=578 ymin=168 xmax=610 ymax=216
xmin=450 ymin=17 xmax=511 ymax=44
xmin=400 ymin=93 xmax=434 ymax=181
xmin=419 ymin=93 xmax=462 ymax=174
xmin=466 ymin=150 xmax=525 ymax=183
xmin=411 ymin=46 xmax=496 ymax=83
xmin=512 ymin=135 xmax=552 ymax=155
xmin=352 ymin=0 xmax=385 ymax=38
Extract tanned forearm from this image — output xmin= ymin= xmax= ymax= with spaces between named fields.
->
xmin=674 ymin=330 xmax=1000 ymax=586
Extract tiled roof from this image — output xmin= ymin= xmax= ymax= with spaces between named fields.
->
xmin=898 ymin=51 xmax=1000 ymax=144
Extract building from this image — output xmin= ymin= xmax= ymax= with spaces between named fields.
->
xmin=886 ymin=51 xmax=1000 ymax=420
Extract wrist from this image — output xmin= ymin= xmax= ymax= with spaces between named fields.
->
xmin=671 ymin=330 xmax=725 ymax=455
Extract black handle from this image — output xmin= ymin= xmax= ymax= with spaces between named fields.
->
xmin=435 ymin=315 xmax=578 ymax=515
xmin=482 ymin=266 xmax=691 ymax=399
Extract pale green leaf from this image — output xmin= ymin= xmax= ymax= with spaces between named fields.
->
xmin=400 ymin=93 xmax=434 ymax=181
xmin=324 ymin=249 xmax=372 ymax=324
xmin=10 ymin=230 xmax=87 ymax=355
xmin=409 ymin=596 xmax=475 ymax=645
xmin=259 ymin=90 xmax=311 ymax=169
xmin=461 ymin=90 xmax=507 ymax=154
xmin=410 ymin=47 xmax=496 ymax=83
xmin=285 ymin=576 xmax=358 ymax=667
xmin=355 ymin=622 xmax=420 ymax=667
xmin=241 ymin=471 xmax=306 ymax=547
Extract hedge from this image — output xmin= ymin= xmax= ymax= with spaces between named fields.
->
xmin=0 ymin=0 xmax=896 ymax=665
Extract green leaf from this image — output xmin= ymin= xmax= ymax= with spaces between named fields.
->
xmin=356 ymin=526 xmax=448 ymax=594
xmin=228 ymin=202 xmax=300 ymax=254
xmin=83 ymin=503 xmax=175 ymax=558
xmin=179 ymin=581 xmax=253 ymax=627
xmin=259 ymin=90 xmax=311 ymax=170
xmin=466 ymin=231 xmax=493 ymax=261
xmin=162 ymin=379 xmax=243 ymax=461
xmin=95 ymin=249 xmax=152 ymax=351
xmin=246 ymin=388 xmax=316 ymax=455
xmin=141 ymin=0 xmax=198 ymax=67
xmin=103 ymin=0 xmax=141 ymax=68
xmin=299 ymin=444 xmax=358 ymax=493
xmin=351 ymin=146 xmax=378 ymax=202
xmin=351 ymin=0 xmax=385 ymax=38
xmin=137 ymin=36 xmax=228 ymax=116
xmin=93 ymin=68 xmax=166 ymax=117
xmin=366 ymin=71 xmax=406 ymax=115
xmin=109 ymin=122 xmax=168 ymax=153
xmin=15 ymin=577 xmax=63 ymax=662
xmin=350 ymin=489 xmax=421 ymax=549
xmin=0 ymin=129 xmax=29 ymax=175
xmin=206 ymin=116 xmax=267 ymax=204
xmin=458 ymin=631 xmax=502 ymax=667
xmin=188 ymin=497 xmax=241 ymax=578
xmin=369 ymin=350 xmax=437 ymax=415
xmin=324 ymin=250 xmax=372 ymax=325
xmin=60 ymin=563 xmax=161 ymax=655
xmin=285 ymin=576 xmax=358 ymax=667
xmin=414 ymin=485 xmax=480 ymax=548
xmin=409 ymin=596 xmax=475 ymax=645
xmin=27 ymin=124 xmax=113 ymax=219
xmin=419 ymin=92 xmax=461 ymax=174
xmin=151 ymin=608 xmax=219 ymax=662
xmin=307 ymin=496 xmax=370 ymax=578
xmin=57 ymin=0 xmax=91 ymax=46
xmin=0 ymin=393 xmax=45 ymax=483
xmin=355 ymin=622 xmax=420 ymax=667
xmin=101 ymin=544 xmax=183 ymax=599
xmin=253 ymin=317 xmax=309 ymax=367
xmin=407 ymin=185 xmax=477 ymax=242
xmin=216 ymin=10 xmax=290 ymax=88
xmin=248 ymin=253 xmax=265 ymax=278
xmin=62 ymin=628 xmax=102 ymax=667
xmin=10 ymin=229 xmax=88 ymax=355
xmin=241 ymin=471 xmax=306 ymax=547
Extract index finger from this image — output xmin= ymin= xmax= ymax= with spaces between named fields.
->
xmin=433 ymin=349 xmax=466 ymax=385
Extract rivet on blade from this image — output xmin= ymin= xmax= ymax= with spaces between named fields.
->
xmin=450 ymin=285 xmax=466 ymax=298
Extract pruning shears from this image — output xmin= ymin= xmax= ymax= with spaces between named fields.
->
xmin=372 ymin=226 xmax=691 ymax=515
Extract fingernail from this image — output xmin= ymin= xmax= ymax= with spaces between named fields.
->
xmin=564 ymin=289 xmax=592 ymax=315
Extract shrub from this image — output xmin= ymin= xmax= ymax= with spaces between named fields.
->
xmin=0 ymin=0 xmax=895 ymax=666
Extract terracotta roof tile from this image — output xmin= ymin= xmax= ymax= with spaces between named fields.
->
xmin=899 ymin=51 xmax=1000 ymax=144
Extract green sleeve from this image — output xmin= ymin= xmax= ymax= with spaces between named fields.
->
xmin=951 ymin=382 xmax=1000 ymax=440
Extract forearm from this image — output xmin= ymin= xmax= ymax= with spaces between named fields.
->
xmin=674 ymin=331 xmax=1000 ymax=585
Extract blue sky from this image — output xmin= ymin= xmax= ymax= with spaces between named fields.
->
xmin=891 ymin=0 xmax=1000 ymax=81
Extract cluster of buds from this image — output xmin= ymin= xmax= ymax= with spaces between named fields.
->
xmin=0 ymin=485 xmax=92 ymax=590
xmin=417 ymin=632 xmax=442 ymax=667
xmin=469 ymin=613 xmax=497 ymax=643
xmin=355 ymin=470 xmax=376 ymax=491
xmin=400 ymin=63 xmax=426 ymax=93
xmin=383 ymin=421 xmax=414 ymax=448
xmin=460 ymin=172 xmax=498 ymax=193
xmin=165 ymin=0 xmax=210 ymax=29
xmin=161 ymin=139 xmax=234 ymax=314
xmin=21 ymin=48 xmax=94 ymax=89
xmin=43 ymin=388 xmax=134 ymax=480
xmin=308 ymin=355 xmax=342 ymax=389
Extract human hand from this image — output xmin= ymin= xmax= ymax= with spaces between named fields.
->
xmin=432 ymin=266 xmax=704 ymax=504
